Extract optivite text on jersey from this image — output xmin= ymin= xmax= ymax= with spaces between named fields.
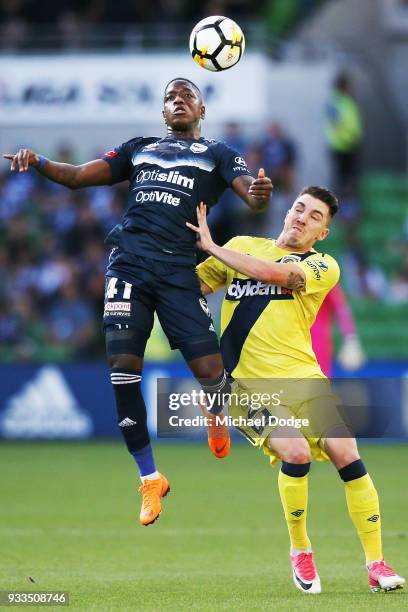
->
xmin=135 ymin=191 xmax=181 ymax=206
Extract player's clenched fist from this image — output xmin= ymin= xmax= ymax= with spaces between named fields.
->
xmin=3 ymin=149 xmax=40 ymax=172
xmin=248 ymin=167 xmax=273 ymax=200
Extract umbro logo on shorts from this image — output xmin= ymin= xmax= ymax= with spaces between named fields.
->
xmin=291 ymin=509 xmax=304 ymax=517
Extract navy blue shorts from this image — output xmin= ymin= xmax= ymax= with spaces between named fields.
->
xmin=103 ymin=251 xmax=219 ymax=360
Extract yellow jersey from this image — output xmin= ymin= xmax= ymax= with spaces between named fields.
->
xmin=197 ymin=236 xmax=340 ymax=379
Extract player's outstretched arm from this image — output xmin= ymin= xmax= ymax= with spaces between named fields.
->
xmin=187 ymin=202 xmax=305 ymax=291
xmin=3 ymin=149 xmax=112 ymax=189
xmin=232 ymin=168 xmax=272 ymax=211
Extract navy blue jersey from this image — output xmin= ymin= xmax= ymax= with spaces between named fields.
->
xmin=102 ymin=136 xmax=251 ymax=264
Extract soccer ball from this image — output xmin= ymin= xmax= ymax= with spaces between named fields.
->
xmin=189 ymin=16 xmax=245 ymax=72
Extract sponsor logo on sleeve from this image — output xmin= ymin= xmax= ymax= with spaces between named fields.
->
xmin=316 ymin=261 xmax=329 ymax=272
xmin=104 ymin=150 xmax=118 ymax=158
xmin=234 ymin=156 xmax=247 ymax=167
xmin=306 ymin=259 xmax=329 ymax=279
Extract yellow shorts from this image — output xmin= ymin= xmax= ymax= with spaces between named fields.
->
xmin=228 ymin=378 xmax=347 ymax=466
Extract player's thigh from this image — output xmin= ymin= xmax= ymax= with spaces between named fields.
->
xmin=103 ymin=275 xmax=155 ymax=358
xmin=155 ymin=270 xmax=220 ymax=361
xmin=229 ymin=385 xmax=309 ymax=461
xmin=297 ymin=392 xmax=347 ymax=441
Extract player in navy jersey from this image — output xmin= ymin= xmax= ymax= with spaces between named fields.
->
xmin=4 ymin=78 xmax=272 ymax=526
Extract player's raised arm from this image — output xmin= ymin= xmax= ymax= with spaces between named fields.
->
xmin=232 ymin=167 xmax=272 ymax=211
xmin=3 ymin=149 xmax=112 ymax=189
xmin=187 ymin=202 xmax=305 ymax=290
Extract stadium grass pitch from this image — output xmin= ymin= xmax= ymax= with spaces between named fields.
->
xmin=1 ymin=441 xmax=407 ymax=611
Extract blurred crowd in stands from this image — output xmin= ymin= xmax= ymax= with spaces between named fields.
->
xmin=0 ymin=122 xmax=299 ymax=362
xmin=1 ymin=129 xmax=407 ymax=363
xmin=0 ymin=0 xmax=323 ymax=48
xmin=0 ymin=143 xmax=124 ymax=362
xmin=325 ymin=72 xmax=408 ymax=304
xmin=1 ymin=69 xmax=407 ymax=363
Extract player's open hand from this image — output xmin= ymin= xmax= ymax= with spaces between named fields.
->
xmin=3 ymin=149 xmax=40 ymax=172
xmin=248 ymin=168 xmax=273 ymax=201
xmin=186 ymin=202 xmax=215 ymax=253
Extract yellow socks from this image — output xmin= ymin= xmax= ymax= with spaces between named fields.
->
xmin=278 ymin=458 xmax=382 ymax=563
xmin=278 ymin=462 xmax=311 ymax=551
xmin=339 ymin=460 xmax=382 ymax=564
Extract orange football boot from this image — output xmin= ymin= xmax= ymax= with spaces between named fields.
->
xmin=200 ymin=404 xmax=231 ymax=458
xmin=138 ymin=473 xmax=170 ymax=526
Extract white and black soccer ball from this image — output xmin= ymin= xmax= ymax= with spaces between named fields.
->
xmin=189 ymin=16 xmax=245 ymax=72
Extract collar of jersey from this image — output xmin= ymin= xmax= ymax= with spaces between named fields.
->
xmin=162 ymin=136 xmax=205 ymax=142
xmin=271 ymin=239 xmax=317 ymax=256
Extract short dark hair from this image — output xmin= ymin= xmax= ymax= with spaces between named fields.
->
xmin=164 ymin=78 xmax=202 ymax=101
xmin=298 ymin=185 xmax=339 ymax=219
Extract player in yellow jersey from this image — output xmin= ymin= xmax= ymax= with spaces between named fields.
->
xmin=187 ymin=187 xmax=405 ymax=595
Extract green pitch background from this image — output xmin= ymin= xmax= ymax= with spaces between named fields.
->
xmin=1 ymin=441 xmax=407 ymax=611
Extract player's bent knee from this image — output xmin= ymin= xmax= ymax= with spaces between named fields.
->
xmin=324 ymin=437 xmax=360 ymax=468
xmin=332 ymin=452 xmax=361 ymax=469
xmin=188 ymin=353 xmax=224 ymax=379
xmin=267 ymin=434 xmax=311 ymax=464
xmin=284 ymin=446 xmax=312 ymax=465
xmin=282 ymin=438 xmax=311 ymax=464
